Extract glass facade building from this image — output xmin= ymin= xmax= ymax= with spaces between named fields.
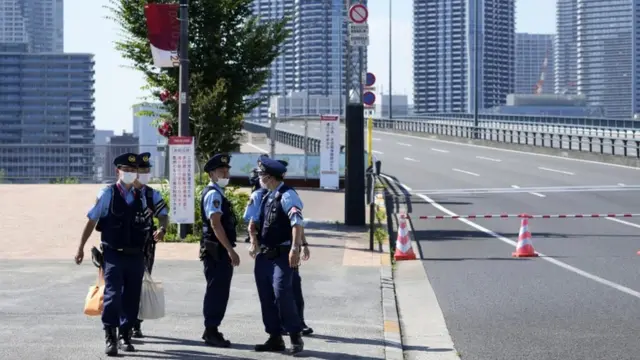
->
xmin=0 ymin=0 xmax=64 ymax=53
xmin=515 ymin=33 xmax=555 ymax=95
xmin=413 ymin=0 xmax=515 ymax=114
xmin=554 ymin=0 xmax=578 ymax=95
xmin=247 ymin=0 xmax=366 ymax=122
xmin=0 ymin=53 xmax=95 ymax=182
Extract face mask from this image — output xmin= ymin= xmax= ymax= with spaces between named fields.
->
xmin=138 ymin=173 xmax=151 ymax=185
xmin=216 ymin=178 xmax=229 ymax=187
xmin=120 ymin=171 xmax=137 ymax=184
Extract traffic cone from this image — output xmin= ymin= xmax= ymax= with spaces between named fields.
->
xmin=512 ymin=216 xmax=538 ymax=257
xmin=394 ymin=213 xmax=416 ymax=261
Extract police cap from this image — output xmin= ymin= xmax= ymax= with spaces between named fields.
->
xmin=113 ymin=152 xmax=138 ymax=168
xmin=137 ymin=152 xmax=152 ymax=168
xmin=276 ymin=159 xmax=288 ymax=167
xmin=204 ymin=153 xmax=232 ymax=172
xmin=257 ymin=157 xmax=287 ymax=177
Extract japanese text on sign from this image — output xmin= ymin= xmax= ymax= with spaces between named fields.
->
xmin=319 ymin=115 xmax=340 ymax=189
xmin=168 ymin=136 xmax=195 ymax=224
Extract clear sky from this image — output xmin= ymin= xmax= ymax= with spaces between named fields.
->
xmin=64 ymin=0 xmax=557 ymax=134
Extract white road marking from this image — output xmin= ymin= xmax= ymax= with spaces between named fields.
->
xmin=397 ymin=142 xmax=412 ymax=147
xmin=511 ymin=185 xmax=546 ymax=198
xmin=372 ymin=150 xmax=384 ymax=154
xmin=476 ymin=156 xmax=501 ymax=162
xmin=372 ymin=138 xmax=381 ymax=141
xmin=452 ymin=168 xmax=479 ymax=177
xmin=404 ymin=157 xmax=419 ymax=162
xmin=244 ymin=143 xmax=268 ymax=153
xmin=618 ymin=183 xmax=626 ymax=186
xmin=538 ymin=167 xmax=574 ymax=175
xmin=605 ymin=217 xmax=640 ymax=229
xmin=372 ymin=129 xmax=640 ymax=171
xmin=431 ymin=148 xmax=449 ymax=153
xmin=379 ymin=174 xmax=640 ymax=301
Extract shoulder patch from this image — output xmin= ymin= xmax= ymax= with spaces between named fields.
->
xmin=213 ymin=199 xmax=221 ymax=208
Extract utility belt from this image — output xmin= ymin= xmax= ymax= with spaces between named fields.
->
xmin=199 ymin=239 xmax=235 ymax=261
xmin=101 ymin=243 xmax=144 ymax=255
xmin=259 ymin=243 xmax=292 ymax=260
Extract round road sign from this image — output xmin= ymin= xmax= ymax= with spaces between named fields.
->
xmin=349 ymin=4 xmax=368 ymax=24
xmin=366 ymin=72 xmax=376 ymax=87
xmin=363 ymin=91 xmax=376 ymax=106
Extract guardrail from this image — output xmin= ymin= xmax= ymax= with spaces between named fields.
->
xmin=243 ymin=121 xmax=345 ymax=153
xmin=370 ymin=118 xmax=640 ymax=158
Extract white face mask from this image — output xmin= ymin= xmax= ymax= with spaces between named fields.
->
xmin=216 ymin=178 xmax=229 ymax=187
xmin=259 ymin=178 xmax=267 ymax=189
xmin=138 ymin=173 xmax=151 ymax=185
xmin=120 ymin=171 xmax=137 ymax=184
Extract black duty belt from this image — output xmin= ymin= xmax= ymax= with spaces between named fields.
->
xmin=101 ymin=243 xmax=143 ymax=255
xmin=260 ymin=245 xmax=291 ymax=260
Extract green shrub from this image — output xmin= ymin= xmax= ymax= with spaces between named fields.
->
xmin=156 ymin=179 xmax=250 ymax=242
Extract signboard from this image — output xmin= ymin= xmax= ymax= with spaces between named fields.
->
xmin=169 ymin=136 xmax=195 ymax=224
xmin=348 ymin=4 xmax=368 ymax=23
xmin=319 ymin=115 xmax=340 ymax=189
xmin=366 ymin=72 xmax=376 ymax=87
xmin=363 ymin=91 xmax=376 ymax=106
xmin=349 ymin=23 xmax=369 ymax=47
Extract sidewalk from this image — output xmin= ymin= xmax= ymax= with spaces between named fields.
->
xmin=0 ymin=187 xmax=393 ymax=359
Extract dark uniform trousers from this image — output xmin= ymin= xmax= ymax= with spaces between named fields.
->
xmin=203 ymin=250 xmax=234 ymax=327
xmin=102 ymin=248 xmax=145 ymax=330
xmin=292 ymin=268 xmax=306 ymax=325
xmin=254 ymin=249 xmax=303 ymax=335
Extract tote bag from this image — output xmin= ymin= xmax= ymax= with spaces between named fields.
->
xmin=139 ymin=270 xmax=165 ymax=320
xmin=83 ymin=268 xmax=105 ymax=316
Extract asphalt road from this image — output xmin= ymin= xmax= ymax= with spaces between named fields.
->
xmin=277 ymin=121 xmax=640 ymax=359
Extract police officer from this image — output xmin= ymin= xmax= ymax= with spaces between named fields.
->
xmin=244 ymin=159 xmax=313 ymax=337
xmin=131 ymin=152 xmax=169 ymax=338
xmin=251 ymin=157 xmax=305 ymax=354
xmin=74 ymin=152 xmax=148 ymax=356
xmin=199 ymin=153 xmax=240 ymax=347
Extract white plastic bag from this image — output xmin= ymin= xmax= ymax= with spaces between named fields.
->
xmin=138 ymin=270 xmax=165 ymax=320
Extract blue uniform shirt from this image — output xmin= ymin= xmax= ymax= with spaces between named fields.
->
xmin=243 ymin=189 xmax=266 ymax=223
xmin=203 ymin=182 xmax=226 ymax=219
xmin=87 ymin=183 xmax=148 ymax=221
xmin=256 ymin=183 xmax=304 ymax=227
xmin=141 ymin=185 xmax=169 ymax=217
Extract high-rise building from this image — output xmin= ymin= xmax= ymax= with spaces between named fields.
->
xmin=554 ymin=0 xmax=577 ymax=95
xmin=102 ymin=132 xmax=139 ymax=182
xmin=413 ymin=0 xmax=515 ymax=114
xmin=575 ymin=0 xmax=638 ymax=118
xmin=132 ymin=102 xmax=166 ymax=179
xmin=0 ymin=0 xmax=64 ymax=53
xmin=94 ymin=129 xmax=114 ymax=182
xmin=247 ymin=0 xmax=366 ymax=122
xmin=0 ymin=53 xmax=95 ymax=182
xmin=515 ymin=33 xmax=555 ymax=95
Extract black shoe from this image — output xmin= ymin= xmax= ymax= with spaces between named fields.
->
xmin=202 ymin=327 xmax=231 ymax=348
xmin=132 ymin=321 xmax=143 ymax=338
xmin=104 ymin=328 xmax=118 ymax=356
xmin=302 ymin=326 xmax=314 ymax=336
xmin=281 ymin=329 xmax=289 ymax=336
xmin=254 ymin=334 xmax=286 ymax=352
xmin=289 ymin=332 xmax=304 ymax=354
xmin=118 ymin=330 xmax=136 ymax=352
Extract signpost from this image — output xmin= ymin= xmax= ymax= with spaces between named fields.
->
xmin=363 ymin=92 xmax=376 ymax=106
xmin=365 ymin=72 xmax=376 ymax=87
xmin=364 ymin=72 xmax=376 ymax=108
xmin=319 ymin=115 xmax=340 ymax=190
xmin=168 ymin=136 xmax=195 ymax=225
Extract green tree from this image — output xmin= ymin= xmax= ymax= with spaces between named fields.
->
xmin=107 ymin=0 xmax=290 ymax=160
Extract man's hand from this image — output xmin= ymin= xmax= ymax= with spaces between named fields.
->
xmin=229 ymin=249 xmax=241 ymax=266
xmin=248 ymin=221 xmax=256 ymax=234
xmin=153 ymin=228 xmax=166 ymax=242
xmin=302 ymin=245 xmax=310 ymax=261
xmin=248 ymin=242 xmax=259 ymax=259
xmin=289 ymin=248 xmax=301 ymax=268
xmin=74 ymin=247 xmax=84 ymax=265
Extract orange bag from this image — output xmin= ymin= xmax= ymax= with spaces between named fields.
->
xmin=83 ymin=267 xmax=105 ymax=316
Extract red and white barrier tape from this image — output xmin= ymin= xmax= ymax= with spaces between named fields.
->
xmin=415 ymin=213 xmax=640 ymax=220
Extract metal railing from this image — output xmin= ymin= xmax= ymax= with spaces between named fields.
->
xmin=243 ymin=121 xmax=346 ymax=153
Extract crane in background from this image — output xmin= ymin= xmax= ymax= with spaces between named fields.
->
xmin=533 ymin=48 xmax=549 ymax=95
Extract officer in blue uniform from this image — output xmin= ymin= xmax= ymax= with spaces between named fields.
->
xmin=199 ymin=153 xmax=241 ymax=347
xmin=131 ymin=152 xmax=169 ymax=338
xmin=74 ymin=152 xmax=148 ymax=356
xmin=252 ymin=157 xmax=305 ymax=354
xmin=244 ymin=160 xmax=313 ymax=336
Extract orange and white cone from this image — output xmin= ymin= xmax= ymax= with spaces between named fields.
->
xmin=512 ymin=216 xmax=538 ymax=257
xmin=394 ymin=212 xmax=416 ymax=261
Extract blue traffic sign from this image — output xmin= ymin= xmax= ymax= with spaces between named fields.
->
xmin=363 ymin=91 xmax=376 ymax=106
xmin=366 ymin=72 xmax=376 ymax=87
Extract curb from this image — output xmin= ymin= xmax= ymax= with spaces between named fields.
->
xmin=376 ymin=189 xmax=405 ymax=360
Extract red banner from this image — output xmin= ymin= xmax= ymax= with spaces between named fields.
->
xmin=144 ymin=4 xmax=180 ymax=68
